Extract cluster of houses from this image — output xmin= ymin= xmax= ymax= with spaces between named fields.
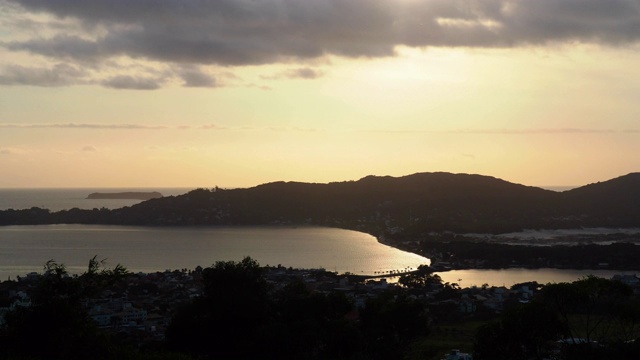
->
xmin=0 ymin=266 xmax=402 ymax=340
xmin=0 ymin=269 xmax=203 ymax=342
xmin=1 ymin=265 xmax=638 ymax=356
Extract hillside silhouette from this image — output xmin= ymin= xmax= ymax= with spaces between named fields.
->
xmin=1 ymin=172 xmax=639 ymax=236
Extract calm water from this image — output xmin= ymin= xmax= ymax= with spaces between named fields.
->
xmin=0 ymin=225 xmax=428 ymax=280
xmin=437 ymin=268 xmax=638 ymax=288
xmin=0 ymin=224 xmax=634 ymax=287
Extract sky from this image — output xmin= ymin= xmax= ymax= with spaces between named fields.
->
xmin=1 ymin=0 xmax=639 ymax=188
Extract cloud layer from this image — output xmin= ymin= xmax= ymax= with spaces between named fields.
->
xmin=2 ymin=0 xmax=640 ymax=88
xmin=1 ymin=123 xmax=638 ymax=135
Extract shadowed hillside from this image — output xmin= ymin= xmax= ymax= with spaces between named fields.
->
xmin=558 ymin=173 xmax=640 ymax=227
xmin=1 ymin=172 xmax=639 ymax=237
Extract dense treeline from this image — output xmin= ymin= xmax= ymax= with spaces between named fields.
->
xmin=423 ymin=240 xmax=640 ymax=270
xmin=2 ymin=172 xmax=640 ymax=235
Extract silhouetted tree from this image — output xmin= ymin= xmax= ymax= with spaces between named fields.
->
xmin=166 ymin=257 xmax=270 ymax=359
xmin=359 ymin=290 xmax=430 ymax=360
xmin=0 ymin=257 xmax=129 ymax=360
xmin=540 ymin=276 xmax=633 ymax=344
xmin=262 ymin=279 xmax=361 ymax=359
xmin=167 ymin=258 xmax=368 ymax=359
xmin=398 ymin=264 xmax=442 ymax=289
xmin=474 ymin=301 xmax=565 ymax=360
xmin=475 ymin=277 xmax=640 ymax=360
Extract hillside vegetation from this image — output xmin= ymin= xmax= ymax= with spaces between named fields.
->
xmin=2 ymin=172 xmax=640 ymax=237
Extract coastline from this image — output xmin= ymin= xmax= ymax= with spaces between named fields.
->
xmin=374 ymin=229 xmax=640 ymax=273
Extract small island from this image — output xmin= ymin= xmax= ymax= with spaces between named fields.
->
xmin=86 ymin=191 xmax=163 ymax=200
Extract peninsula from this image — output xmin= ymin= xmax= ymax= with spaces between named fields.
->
xmin=3 ymin=172 xmax=640 ymax=271
xmin=86 ymin=191 xmax=163 ymax=200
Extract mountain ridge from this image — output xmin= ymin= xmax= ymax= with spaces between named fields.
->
xmin=1 ymin=172 xmax=639 ymax=237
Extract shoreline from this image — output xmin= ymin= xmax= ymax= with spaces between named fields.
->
xmin=373 ymin=229 xmax=640 ymax=273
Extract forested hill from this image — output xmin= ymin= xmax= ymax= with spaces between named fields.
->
xmin=1 ymin=172 xmax=640 ymax=235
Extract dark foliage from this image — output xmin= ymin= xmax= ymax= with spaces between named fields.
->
xmin=359 ymin=290 xmax=431 ymax=360
xmin=474 ymin=301 xmax=566 ymax=360
xmin=165 ymin=257 xmax=269 ymax=359
xmin=166 ymin=257 xmax=430 ymax=360
xmin=398 ymin=265 xmax=442 ymax=289
xmin=0 ymin=258 xmax=130 ymax=360
xmin=474 ymin=277 xmax=640 ymax=360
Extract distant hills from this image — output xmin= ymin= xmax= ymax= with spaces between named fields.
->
xmin=1 ymin=172 xmax=640 ymax=237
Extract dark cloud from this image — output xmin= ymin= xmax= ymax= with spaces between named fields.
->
xmin=178 ymin=67 xmax=217 ymax=88
xmin=4 ymin=35 xmax=103 ymax=61
xmin=101 ymin=75 xmax=163 ymax=90
xmin=4 ymin=0 xmax=640 ymax=68
xmin=0 ymin=63 xmax=169 ymax=89
xmin=0 ymin=63 xmax=86 ymax=86
xmin=82 ymin=145 xmax=97 ymax=152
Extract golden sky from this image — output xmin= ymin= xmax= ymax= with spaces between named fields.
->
xmin=1 ymin=0 xmax=639 ymax=188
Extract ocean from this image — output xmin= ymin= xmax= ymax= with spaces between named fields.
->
xmin=0 ymin=188 xmax=192 ymax=211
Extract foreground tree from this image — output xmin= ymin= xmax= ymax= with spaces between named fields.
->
xmin=359 ymin=290 xmax=431 ymax=360
xmin=475 ymin=277 xmax=640 ymax=360
xmin=0 ymin=257 xmax=129 ymax=360
xmin=167 ymin=257 xmax=436 ymax=359
xmin=540 ymin=275 xmax=634 ymax=344
xmin=167 ymin=257 xmax=364 ymax=359
xmin=264 ymin=279 xmax=362 ymax=359
xmin=166 ymin=257 xmax=270 ymax=359
xmin=474 ymin=301 xmax=566 ymax=360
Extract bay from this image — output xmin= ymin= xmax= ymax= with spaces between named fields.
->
xmin=0 ymin=224 xmax=635 ymax=286
xmin=0 ymin=225 xmax=428 ymax=280
xmin=0 ymin=224 xmax=634 ymax=287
